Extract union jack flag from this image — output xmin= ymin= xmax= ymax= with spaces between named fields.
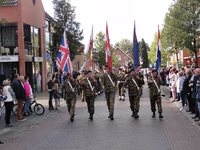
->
xmin=56 ymin=30 xmax=73 ymax=74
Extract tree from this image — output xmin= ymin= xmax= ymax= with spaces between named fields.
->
xmin=139 ymin=39 xmax=149 ymax=68
xmin=0 ymin=0 xmax=7 ymax=26
xmin=51 ymin=0 xmax=83 ymax=62
xmin=117 ymin=39 xmax=132 ymax=52
xmin=148 ymin=32 xmax=169 ymax=67
xmin=163 ymin=0 xmax=200 ymax=65
xmin=93 ymin=31 xmax=118 ymax=67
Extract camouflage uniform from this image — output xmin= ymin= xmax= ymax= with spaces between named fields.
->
xmin=60 ymin=79 xmax=78 ymax=116
xmin=136 ymin=71 xmax=145 ymax=95
xmin=148 ymin=76 xmax=163 ymax=113
xmin=77 ymin=74 xmax=86 ymax=100
xmin=128 ymin=62 xmax=133 ymax=72
xmin=117 ymin=72 xmax=126 ymax=99
xmin=123 ymin=75 xmax=141 ymax=113
xmin=82 ymin=77 xmax=98 ymax=114
xmin=101 ymin=72 xmax=118 ymax=116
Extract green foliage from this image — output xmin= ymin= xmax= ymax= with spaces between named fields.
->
xmin=93 ymin=31 xmax=118 ymax=67
xmin=51 ymin=0 xmax=83 ymax=61
xmin=0 ymin=0 xmax=7 ymax=26
xmin=117 ymin=39 xmax=132 ymax=52
xmin=148 ymin=32 xmax=169 ymax=67
xmin=163 ymin=0 xmax=200 ymax=64
xmin=139 ymin=39 xmax=149 ymax=68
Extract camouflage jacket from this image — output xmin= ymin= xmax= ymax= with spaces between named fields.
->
xmin=117 ymin=72 xmax=126 ymax=87
xmin=82 ymin=77 xmax=98 ymax=97
xmin=60 ymin=79 xmax=78 ymax=99
xmin=123 ymin=75 xmax=141 ymax=96
xmin=148 ymin=76 xmax=163 ymax=96
xmin=93 ymin=73 xmax=100 ymax=83
xmin=101 ymin=72 xmax=118 ymax=94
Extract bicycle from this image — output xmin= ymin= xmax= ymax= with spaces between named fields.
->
xmin=12 ymin=95 xmax=45 ymax=116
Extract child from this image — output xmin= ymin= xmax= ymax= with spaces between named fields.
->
xmin=53 ymin=83 xmax=60 ymax=110
xmin=169 ymin=78 xmax=176 ymax=102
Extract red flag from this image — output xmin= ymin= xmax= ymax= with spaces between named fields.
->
xmin=106 ymin=22 xmax=112 ymax=70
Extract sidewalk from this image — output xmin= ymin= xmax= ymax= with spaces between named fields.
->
xmin=161 ymin=85 xmax=200 ymax=130
xmin=0 ymin=91 xmax=82 ymax=142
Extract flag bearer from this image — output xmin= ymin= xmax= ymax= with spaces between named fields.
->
xmin=148 ymin=69 xmax=163 ymax=118
xmin=60 ymin=73 xmax=78 ymax=122
xmin=123 ymin=69 xmax=141 ymax=119
xmin=101 ymin=66 xmax=118 ymax=120
xmin=117 ymin=68 xmax=126 ymax=101
xmin=82 ymin=70 xmax=97 ymax=120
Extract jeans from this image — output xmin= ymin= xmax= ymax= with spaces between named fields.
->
xmin=181 ymin=91 xmax=186 ymax=107
xmin=4 ymin=101 xmax=13 ymax=124
xmin=198 ymin=101 xmax=200 ymax=119
xmin=57 ymin=98 xmax=60 ymax=107
xmin=48 ymin=91 xmax=54 ymax=109
xmin=23 ymin=97 xmax=30 ymax=113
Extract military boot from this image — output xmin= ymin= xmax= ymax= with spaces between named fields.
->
xmin=70 ymin=115 xmax=74 ymax=122
xmin=89 ymin=113 xmax=93 ymax=121
xmin=110 ymin=115 xmax=114 ymax=120
xmin=152 ymin=112 xmax=155 ymax=118
xmin=159 ymin=113 xmax=163 ymax=118
xmin=131 ymin=112 xmax=135 ymax=117
xmin=134 ymin=112 xmax=139 ymax=119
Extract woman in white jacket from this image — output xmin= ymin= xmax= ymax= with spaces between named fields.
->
xmin=169 ymin=78 xmax=176 ymax=102
xmin=2 ymin=79 xmax=15 ymax=127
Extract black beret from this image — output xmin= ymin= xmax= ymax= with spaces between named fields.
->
xmin=87 ymin=70 xmax=92 ymax=74
xmin=151 ymin=69 xmax=157 ymax=73
xmin=129 ymin=69 xmax=135 ymax=73
xmin=67 ymin=73 xmax=70 ymax=76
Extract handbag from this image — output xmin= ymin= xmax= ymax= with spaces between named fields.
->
xmin=54 ymin=90 xmax=61 ymax=98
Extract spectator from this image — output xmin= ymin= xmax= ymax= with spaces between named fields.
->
xmin=176 ymin=71 xmax=184 ymax=102
xmin=53 ymin=83 xmax=60 ymax=110
xmin=15 ymin=76 xmax=26 ymax=121
xmin=169 ymin=78 xmax=176 ymax=102
xmin=11 ymin=74 xmax=19 ymax=93
xmin=47 ymin=74 xmax=54 ymax=110
xmin=180 ymin=70 xmax=192 ymax=111
xmin=36 ymin=71 xmax=41 ymax=92
xmin=23 ymin=76 xmax=31 ymax=116
xmin=2 ymin=79 xmax=15 ymax=127
xmin=53 ymin=73 xmax=61 ymax=107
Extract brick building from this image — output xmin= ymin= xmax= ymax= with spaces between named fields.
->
xmin=0 ymin=0 xmax=47 ymax=93
xmin=114 ymin=46 xmax=132 ymax=69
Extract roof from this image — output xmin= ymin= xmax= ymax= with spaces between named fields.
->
xmin=1 ymin=0 xmax=17 ymax=6
xmin=114 ymin=46 xmax=132 ymax=60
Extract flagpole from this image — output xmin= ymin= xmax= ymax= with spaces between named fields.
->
xmin=92 ymin=25 xmax=94 ymax=73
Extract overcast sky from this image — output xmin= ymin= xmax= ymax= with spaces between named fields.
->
xmin=42 ymin=0 xmax=173 ymax=47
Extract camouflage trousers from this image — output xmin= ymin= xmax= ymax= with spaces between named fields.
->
xmin=129 ymin=95 xmax=140 ymax=113
xmin=66 ymin=98 xmax=76 ymax=116
xmin=86 ymin=96 xmax=95 ymax=114
xmin=106 ymin=92 xmax=115 ymax=115
xmin=118 ymin=85 xmax=125 ymax=97
xmin=150 ymin=94 xmax=163 ymax=113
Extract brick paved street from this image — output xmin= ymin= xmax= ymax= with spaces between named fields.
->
xmin=1 ymin=82 xmax=200 ymax=150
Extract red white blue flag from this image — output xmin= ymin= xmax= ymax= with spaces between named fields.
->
xmin=155 ymin=26 xmax=161 ymax=71
xmin=56 ymin=30 xmax=73 ymax=74
xmin=106 ymin=22 xmax=112 ymax=70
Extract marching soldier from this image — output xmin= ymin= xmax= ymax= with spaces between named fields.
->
xmin=77 ymin=70 xmax=86 ymax=102
xmin=128 ymin=60 xmax=133 ymax=72
xmin=123 ymin=69 xmax=141 ymax=119
xmin=117 ymin=68 xmax=126 ymax=101
xmin=148 ymin=69 xmax=164 ymax=118
xmin=101 ymin=66 xmax=118 ymax=120
xmin=82 ymin=70 xmax=98 ymax=120
xmin=60 ymin=73 xmax=78 ymax=122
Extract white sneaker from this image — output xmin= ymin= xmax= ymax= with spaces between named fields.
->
xmin=18 ymin=118 xmax=26 ymax=122
xmin=180 ymin=107 xmax=185 ymax=111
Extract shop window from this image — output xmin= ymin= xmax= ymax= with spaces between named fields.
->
xmin=2 ymin=28 xmax=16 ymax=47
xmin=34 ymin=28 xmax=39 ymax=47
xmin=118 ymin=55 xmax=121 ymax=61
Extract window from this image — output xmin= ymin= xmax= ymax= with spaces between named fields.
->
xmin=32 ymin=0 xmax=36 ymax=5
xmin=117 ymin=55 xmax=121 ymax=61
xmin=45 ymin=20 xmax=49 ymax=32
xmin=30 ymin=26 xmax=40 ymax=56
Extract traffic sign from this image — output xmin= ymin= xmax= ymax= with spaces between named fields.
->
xmin=43 ymin=54 xmax=49 ymax=57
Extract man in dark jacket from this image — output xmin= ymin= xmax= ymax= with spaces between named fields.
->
xmin=11 ymin=74 xmax=19 ymax=92
xmin=15 ymin=76 xmax=26 ymax=121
